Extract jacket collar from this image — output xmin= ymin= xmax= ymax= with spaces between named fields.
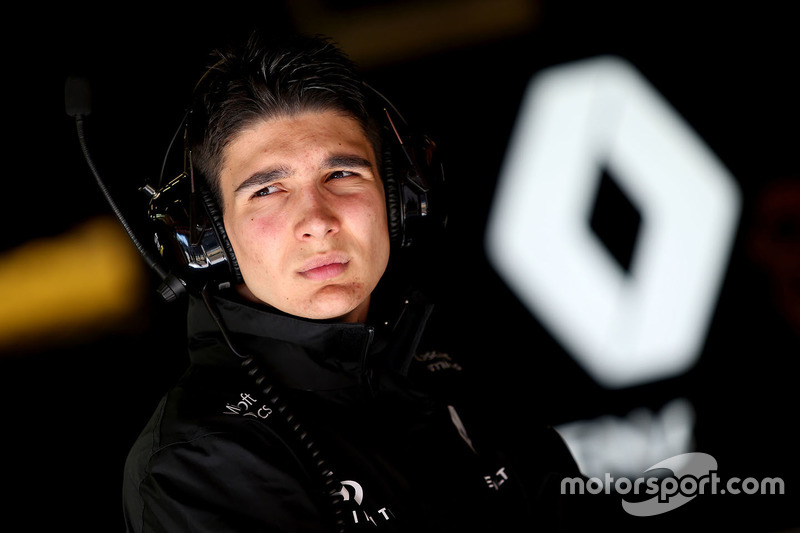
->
xmin=186 ymin=288 xmax=433 ymax=394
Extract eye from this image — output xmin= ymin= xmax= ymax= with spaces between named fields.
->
xmin=252 ymin=184 xmax=281 ymax=198
xmin=327 ymin=170 xmax=355 ymax=181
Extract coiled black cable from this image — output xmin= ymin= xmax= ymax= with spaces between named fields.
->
xmin=200 ymin=287 xmax=348 ymax=533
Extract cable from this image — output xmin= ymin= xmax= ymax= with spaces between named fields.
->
xmin=72 ymin=119 xmax=187 ymax=302
xmin=73 ymin=117 xmax=170 ymax=282
xmin=200 ymin=287 xmax=348 ymax=533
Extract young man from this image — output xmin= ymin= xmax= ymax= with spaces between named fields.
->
xmin=123 ymin=33 xmax=587 ymax=532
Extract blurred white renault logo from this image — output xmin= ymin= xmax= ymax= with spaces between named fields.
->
xmin=486 ymin=56 xmax=741 ymax=388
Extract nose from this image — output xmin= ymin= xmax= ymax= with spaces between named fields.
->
xmin=294 ymin=186 xmax=340 ymax=241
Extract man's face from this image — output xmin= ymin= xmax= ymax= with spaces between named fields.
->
xmin=219 ymin=110 xmax=390 ymax=323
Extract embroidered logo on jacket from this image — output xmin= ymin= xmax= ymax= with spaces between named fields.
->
xmin=222 ymin=392 xmax=273 ymax=419
xmin=484 ymin=467 xmax=509 ymax=490
xmin=334 ymin=479 xmax=396 ymax=527
xmin=414 ymin=350 xmax=462 ymax=373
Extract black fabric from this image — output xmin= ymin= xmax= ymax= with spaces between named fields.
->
xmin=123 ymin=289 xmax=594 ymax=532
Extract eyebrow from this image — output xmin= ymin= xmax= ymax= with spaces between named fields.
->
xmin=233 ymin=154 xmax=374 ymax=196
xmin=234 ymin=166 xmax=290 ymax=195
xmin=323 ymin=154 xmax=373 ymax=171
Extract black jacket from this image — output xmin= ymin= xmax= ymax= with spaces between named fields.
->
xmin=123 ymin=288 xmax=585 ymax=532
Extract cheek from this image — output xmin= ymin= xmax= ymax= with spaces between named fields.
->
xmin=226 ymin=215 xmax=281 ymax=272
xmin=354 ymin=195 xmax=391 ymax=268
xmin=344 ymin=195 xmax=389 ymax=244
xmin=353 ymin=187 xmax=388 ymax=226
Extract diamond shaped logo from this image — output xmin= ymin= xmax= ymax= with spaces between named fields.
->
xmin=486 ymin=56 xmax=741 ymax=388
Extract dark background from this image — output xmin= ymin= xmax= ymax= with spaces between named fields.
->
xmin=1 ymin=1 xmax=797 ymax=530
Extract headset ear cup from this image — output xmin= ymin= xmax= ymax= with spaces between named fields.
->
xmin=382 ymin=146 xmax=404 ymax=247
xmin=199 ymin=186 xmax=244 ymax=285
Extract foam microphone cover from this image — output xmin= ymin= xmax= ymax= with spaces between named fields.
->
xmin=65 ymin=76 xmax=92 ymax=118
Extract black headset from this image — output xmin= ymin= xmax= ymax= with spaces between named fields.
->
xmin=143 ymin=83 xmax=447 ymax=302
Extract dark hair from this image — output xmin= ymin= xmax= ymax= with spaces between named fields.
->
xmin=188 ymin=33 xmax=382 ymax=207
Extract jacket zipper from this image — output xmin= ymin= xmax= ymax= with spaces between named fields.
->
xmin=361 ymin=326 xmax=376 ymax=396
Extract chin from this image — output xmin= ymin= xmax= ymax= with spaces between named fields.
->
xmin=240 ymin=283 xmax=372 ymax=323
xmin=303 ymin=293 xmax=371 ymax=323
xmin=300 ymin=303 xmax=366 ymax=323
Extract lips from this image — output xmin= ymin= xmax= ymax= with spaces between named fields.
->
xmin=298 ymin=253 xmax=350 ymax=281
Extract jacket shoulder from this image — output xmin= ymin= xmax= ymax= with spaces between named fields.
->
xmin=123 ymin=365 xmax=329 ymax=532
